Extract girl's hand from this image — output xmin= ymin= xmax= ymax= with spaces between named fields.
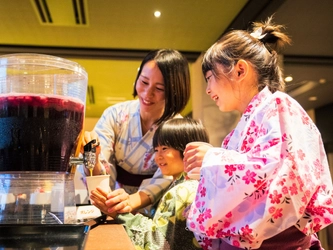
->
xmin=183 ymin=142 xmax=213 ymax=173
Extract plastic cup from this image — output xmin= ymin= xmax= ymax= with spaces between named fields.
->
xmin=86 ymin=175 xmax=111 ymax=195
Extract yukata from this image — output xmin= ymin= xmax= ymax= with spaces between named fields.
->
xmin=187 ymin=87 xmax=333 ymax=249
xmin=94 ymin=100 xmax=172 ymax=208
xmin=116 ymin=173 xmax=202 ymax=250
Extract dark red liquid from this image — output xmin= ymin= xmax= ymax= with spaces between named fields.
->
xmin=0 ymin=95 xmax=84 ymax=171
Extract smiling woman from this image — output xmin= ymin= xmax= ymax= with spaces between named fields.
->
xmin=80 ymin=49 xmax=191 ymax=218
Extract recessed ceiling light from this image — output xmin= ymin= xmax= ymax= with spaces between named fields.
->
xmin=319 ymin=78 xmax=326 ymax=84
xmin=154 ymin=11 xmax=161 ymax=18
xmin=308 ymin=96 xmax=317 ymax=101
xmin=284 ymin=76 xmax=293 ymax=82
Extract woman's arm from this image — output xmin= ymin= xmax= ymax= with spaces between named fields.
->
xmin=106 ymin=190 xmax=152 ymax=214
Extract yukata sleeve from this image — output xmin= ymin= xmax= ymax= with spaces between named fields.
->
xmin=117 ymin=181 xmax=201 ymax=250
xmin=94 ymin=107 xmax=118 ymax=189
xmin=138 ymin=168 xmax=173 ymax=204
xmin=187 ymin=110 xmax=283 ymax=235
xmin=187 ymin=96 xmax=333 ymax=248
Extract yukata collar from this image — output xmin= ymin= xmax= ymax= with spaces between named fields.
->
xmin=243 ymin=86 xmax=272 ymax=116
xmin=167 ymin=172 xmax=187 ymax=190
xmin=174 ymin=172 xmax=186 ymax=184
xmin=176 ymin=172 xmax=186 ymax=181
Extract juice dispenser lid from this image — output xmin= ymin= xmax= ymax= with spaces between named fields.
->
xmin=0 ymin=53 xmax=88 ymax=104
xmin=0 ymin=53 xmax=87 ymax=78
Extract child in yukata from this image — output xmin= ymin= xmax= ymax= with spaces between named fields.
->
xmin=90 ymin=118 xmax=209 ymax=250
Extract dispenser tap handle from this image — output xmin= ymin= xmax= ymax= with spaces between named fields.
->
xmin=84 ymin=139 xmax=96 ymax=152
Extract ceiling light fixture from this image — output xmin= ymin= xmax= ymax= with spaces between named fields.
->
xmin=284 ymin=76 xmax=293 ymax=82
xmin=154 ymin=11 xmax=161 ymax=18
xmin=308 ymin=96 xmax=317 ymax=101
xmin=319 ymin=78 xmax=326 ymax=84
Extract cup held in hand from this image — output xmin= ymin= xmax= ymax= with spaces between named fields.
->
xmin=86 ymin=175 xmax=111 ymax=195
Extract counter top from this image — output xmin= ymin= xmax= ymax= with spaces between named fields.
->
xmin=85 ymin=224 xmax=135 ymax=250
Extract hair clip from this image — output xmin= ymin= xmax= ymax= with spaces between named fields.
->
xmin=250 ymin=27 xmax=267 ymax=40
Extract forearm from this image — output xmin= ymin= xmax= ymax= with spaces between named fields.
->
xmin=129 ymin=191 xmax=152 ymax=212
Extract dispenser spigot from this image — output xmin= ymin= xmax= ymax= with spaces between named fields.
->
xmin=69 ymin=139 xmax=100 ymax=174
xmin=83 ymin=139 xmax=99 ymax=171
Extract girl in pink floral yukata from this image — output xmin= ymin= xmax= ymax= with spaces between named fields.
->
xmin=183 ymin=16 xmax=333 ymax=250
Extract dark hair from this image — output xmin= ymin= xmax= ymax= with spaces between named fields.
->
xmin=133 ymin=49 xmax=191 ymax=125
xmin=202 ymin=16 xmax=291 ymax=93
xmin=153 ymin=118 xmax=209 ymax=158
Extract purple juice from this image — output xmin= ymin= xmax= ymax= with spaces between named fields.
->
xmin=0 ymin=94 xmax=84 ymax=171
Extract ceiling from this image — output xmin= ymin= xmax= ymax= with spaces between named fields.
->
xmin=0 ymin=0 xmax=332 ymax=117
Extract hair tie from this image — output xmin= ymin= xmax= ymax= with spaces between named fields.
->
xmin=250 ymin=27 xmax=267 ymax=40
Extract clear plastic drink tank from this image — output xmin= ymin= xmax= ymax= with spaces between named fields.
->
xmin=0 ymin=53 xmax=87 ymax=172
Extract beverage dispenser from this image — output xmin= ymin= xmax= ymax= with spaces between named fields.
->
xmin=0 ymin=53 xmax=88 ymax=225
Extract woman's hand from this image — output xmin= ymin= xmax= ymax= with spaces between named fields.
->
xmin=90 ymin=187 xmax=111 ymax=215
xmin=183 ymin=142 xmax=213 ymax=173
xmin=90 ymin=188 xmax=132 ymax=215
xmin=105 ymin=189 xmax=132 ymax=214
